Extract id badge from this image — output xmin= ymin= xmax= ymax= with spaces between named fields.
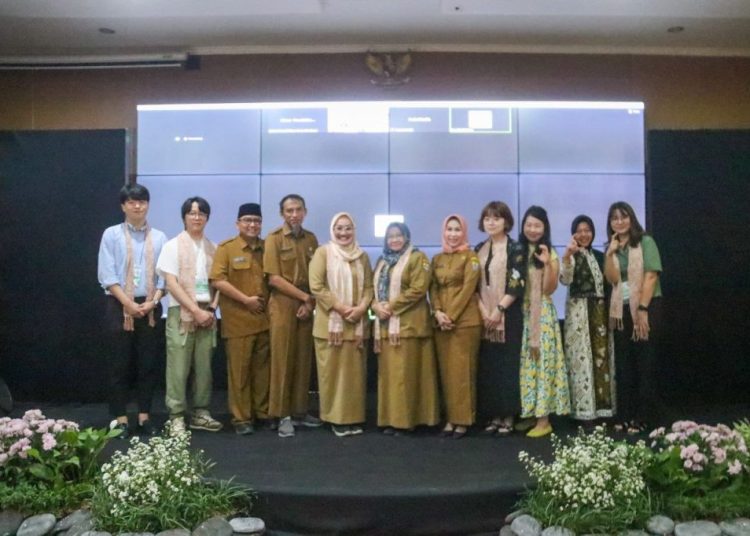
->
xmin=133 ymin=265 xmax=142 ymax=287
xmin=195 ymin=278 xmax=210 ymax=295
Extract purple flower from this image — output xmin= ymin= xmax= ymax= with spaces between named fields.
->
xmin=728 ymin=460 xmax=742 ymax=475
xmin=41 ymin=433 xmax=57 ymax=451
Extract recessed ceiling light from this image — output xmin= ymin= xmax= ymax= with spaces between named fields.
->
xmin=667 ymin=26 xmax=684 ymax=33
xmin=99 ymin=27 xmax=116 ymax=35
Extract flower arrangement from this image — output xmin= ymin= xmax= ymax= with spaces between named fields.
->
xmin=518 ymin=426 xmax=653 ymax=533
xmin=0 ymin=410 xmax=118 ymax=513
xmin=645 ymin=420 xmax=750 ymax=519
xmin=92 ymin=423 xmax=252 ymax=532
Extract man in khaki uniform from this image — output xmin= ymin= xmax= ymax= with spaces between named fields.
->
xmin=210 ymin=203 xmax=270 ymax=435
xmin=263 ymin=194 xmax=321 ymax=437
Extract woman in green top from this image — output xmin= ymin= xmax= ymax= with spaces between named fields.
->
xmin=604 ymin=201 xmax=663 ymax=434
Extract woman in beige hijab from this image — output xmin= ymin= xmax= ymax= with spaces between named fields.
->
xmin=309 ymin=213 xmax=373 ymax=437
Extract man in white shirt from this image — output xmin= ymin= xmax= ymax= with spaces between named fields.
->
xmin=156 ymin=196 xmax=221 ymax=433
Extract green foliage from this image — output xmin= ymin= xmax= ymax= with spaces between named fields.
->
xmin=517 ymin=427 xmax=654 ymax=533
xmin=91 ymin=427 xmax=253 ymax=533
xmin=0 ymin=480 xmax=92 ymax=516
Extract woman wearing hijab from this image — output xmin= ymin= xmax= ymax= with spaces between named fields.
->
xmin=560 ymin=214 xmax=615 ymax=424
xmin=309 ymin=213 xmax=373 ymax=437
xmin=372 ymin=222 xmax=439 ymax=435
xmin=604 ymin=201 xmax=663 ymax=434
xmin=474 ymin=201 xmax=527 ymax=436
xmin=519 ymin=206 xmax=570 ymax=438
xmin=429 ymin=214 xmax=482 ymax=439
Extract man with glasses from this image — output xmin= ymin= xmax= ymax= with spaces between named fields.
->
xmin=156 ymin=196 xmax=221 ymax=434
xmin=210 ymin=203 xmax=270 ymax=435
xmin=97 ymin=183 xmax=167 ymax=438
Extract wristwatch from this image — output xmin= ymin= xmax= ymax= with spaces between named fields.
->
xmin=497 ymin=304 xmax=506 ymax=313
xmin=637 ymin=304 xmax=649 ymax=312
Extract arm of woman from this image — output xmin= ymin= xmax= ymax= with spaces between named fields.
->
xmin=309 ymin=247 xmax=346 ymax=315
xmin=542 ymin=255 xmax=560 ymax=296
xmin=389 ymin=252 xmax=431 ymax=315
xmin=603 ymin=236 xmax=621 ymax=285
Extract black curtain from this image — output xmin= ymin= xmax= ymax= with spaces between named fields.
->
xmin=0 ymin=130 xmax=126 ymax=402
xmin=648 ymin=129 xmax=750 ymax=405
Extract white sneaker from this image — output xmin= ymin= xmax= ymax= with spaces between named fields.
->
xmin=169 ymin=416 xmax=186 ymax=436
xmin=190 ymin=410 xmax=223 ymax=432
xmin=278 ymin=416 xmax=295 ymax=438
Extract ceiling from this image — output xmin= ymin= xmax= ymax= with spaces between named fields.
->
xmin=1 ymin=0 xmax=749 ymax=59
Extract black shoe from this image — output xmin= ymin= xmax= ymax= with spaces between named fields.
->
xmin=234 ymin=422 xmax=255 ymax=435
xmin=114 ymin=422 xmax=130 ymax=439
xmin=138 ymin=420 xmax=158 ymax=437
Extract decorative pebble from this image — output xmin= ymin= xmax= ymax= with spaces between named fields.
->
xmin=155 ymin=530 xmax=190 ymax=536
xmin=79 ymin=532 xmax=111 ymax=536
xmin=55 ymin=511 xmax=92 ymax=534
xmin=505 ymin=511 xmax=527 ymax=524
xmin=646 ymin=515 xmax=675 ymax=536
xmin=510 ymin=515 xmax=542 ymax=536
xmin=17 ymin=515 xmax=57 ymax=536
xmin=227 ymin=518 xmax=264 ymax=535
xmin=0 ymin=511 xmax=25 ymax=536
xmin=499 ymin=526 xmax=517 ymax=536
xmin=64 ymin=518 xmax=94 ymax=536
xmin=192 ymin=517 xmax=232 ymax=536
xmin=674 ymin=520 xmax=721 ymax=536
xmin=541 ymin=527 xmax=574 ymax=536
xmin=720 ymin=518 xmax=750 ymax=536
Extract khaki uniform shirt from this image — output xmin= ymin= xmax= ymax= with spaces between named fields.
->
xmin=430 ymin=250 xmax=482 ymax=329
xmin=210 ymin=235 xmax=269 ymax=338
xmin=263 ymin=223 xmax=319 ymax=292
xmin=373 ymin=250 xmax=434 ymax=339
xmin=309 ymin=246 xmax=374 ymax=341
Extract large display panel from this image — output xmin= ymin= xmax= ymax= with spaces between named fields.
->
xmin=137 ymin=100 xmax=646 ymax=319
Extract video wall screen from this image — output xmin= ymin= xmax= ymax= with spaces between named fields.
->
xmin=138 ymin=100 xmax=645 ymax=318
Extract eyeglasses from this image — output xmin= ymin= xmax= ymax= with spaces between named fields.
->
xmin=125 ymin=200 xmax=147 ymax=207
xmin=610 ymin=214 xmax=630 ymax=222
xmin=238 ymin=217 xmax=262 ymax=225
xmin=187 ymin=211 xmax=208 ymax=219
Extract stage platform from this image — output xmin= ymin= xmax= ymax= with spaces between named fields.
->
xmin=8 ymin=397 xmax=750 ymax=535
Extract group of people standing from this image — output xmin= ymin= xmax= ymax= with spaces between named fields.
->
xmin=98 ymin=183 xmax=662 ymax=440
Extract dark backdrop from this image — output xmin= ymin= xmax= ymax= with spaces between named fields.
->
xmin=1 ymin=129 xmax=748 ymax=406
xmin=0 ymin=130 xmax=127 ymax=401
xmin=649 ymin=130 xmax=750 ymax=405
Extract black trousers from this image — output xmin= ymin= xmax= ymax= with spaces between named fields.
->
xmin=105 ymin=296 xmax=162 ymax=417
xmin=613 ymin=297 xmax=662 ymax=425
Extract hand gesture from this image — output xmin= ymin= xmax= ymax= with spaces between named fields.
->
xmin=563 ymin=235 xmax=580 ymax=261
xmin=534 ymin=244 xmax=550 ymax=266
xmin=606 ymin=234 xmax=620 ymax=256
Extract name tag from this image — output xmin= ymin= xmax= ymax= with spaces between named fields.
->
xmin=133 ymin=265 xmax=142 ymax=287
xmin=196 ymin=278 xmax=210 ymax=295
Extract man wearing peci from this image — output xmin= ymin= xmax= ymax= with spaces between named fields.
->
xmin=97 ymin=183 xmax=167 ymax=438
xmin=263 ymin=194 xmax=322 ymax=437
xmin=210 ymin=203 xmax=270 ymax=435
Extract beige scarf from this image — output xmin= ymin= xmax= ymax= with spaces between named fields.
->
xmin=122 ymin=222 xmax=156 ymax=331
xmin=176 ymin=231 xmax=216 ymax=334
xmin=477 ymin=239 xmax=507 ymax=343
xmin=372 ymin=246 xmax=413 ymax=353
xmin=609 ymin=242 xmax=646 ymax=341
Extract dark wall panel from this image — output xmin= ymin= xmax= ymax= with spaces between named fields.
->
xmin=648 ymin=130 xmax=750 ymax=404
xmin=0 ymin=130 xmax=127 ymax=401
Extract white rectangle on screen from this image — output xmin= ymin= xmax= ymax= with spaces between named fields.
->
xmin=374 ymin=214 xmax=405 ymax=237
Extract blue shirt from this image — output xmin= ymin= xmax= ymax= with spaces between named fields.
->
xmin=97 ymin=222 xmax=168 ymax=297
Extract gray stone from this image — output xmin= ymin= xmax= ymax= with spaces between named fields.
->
xmin=155 ymin=531 xmax=190 ymax=536
xmin=542 ymin=528 xmax=574 ymax=536
xmin=55 ymin=511 xmax=92 ymax=534
xmin=192 ymin=518 xmax=232 ymax=536
xmin=646 ymin=515 xmax=675 ymax=536
xmin=500 ymin=526 xmax=517 ymax=536
xmin=17 ymin=515 xmax=56 ymax=536
xmin=505 ymin=511 xmax=527 ymax=524
xmin=227 ymin=518 xmax=264 ymax=535
xmin=0 ymin=511 xmax=24 ymax=536
xmin=79 ymin=532 xmax=111 ymax=536
xmin=118 ymin=533 xmax=155 ymax=536
xmin=510 ymin=515 xmax=542 ymax=536
xmin=720 ymin=518 xmax=750 ymax=536
xmin=64 ymin=518 xmax=94 ymax=536
xmin=674 ymin=521 xmax=721 ymax=536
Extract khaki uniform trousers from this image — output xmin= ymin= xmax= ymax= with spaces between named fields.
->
xmin=435 ymin=325 xmax=481 ymax=426
xmin=268 ymin=292 xmax=314 ymax=418
xmin=165 ymin=306 xmax=216 ymax=418
xmin=225 ymin=331 xmax=270 ymax=424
